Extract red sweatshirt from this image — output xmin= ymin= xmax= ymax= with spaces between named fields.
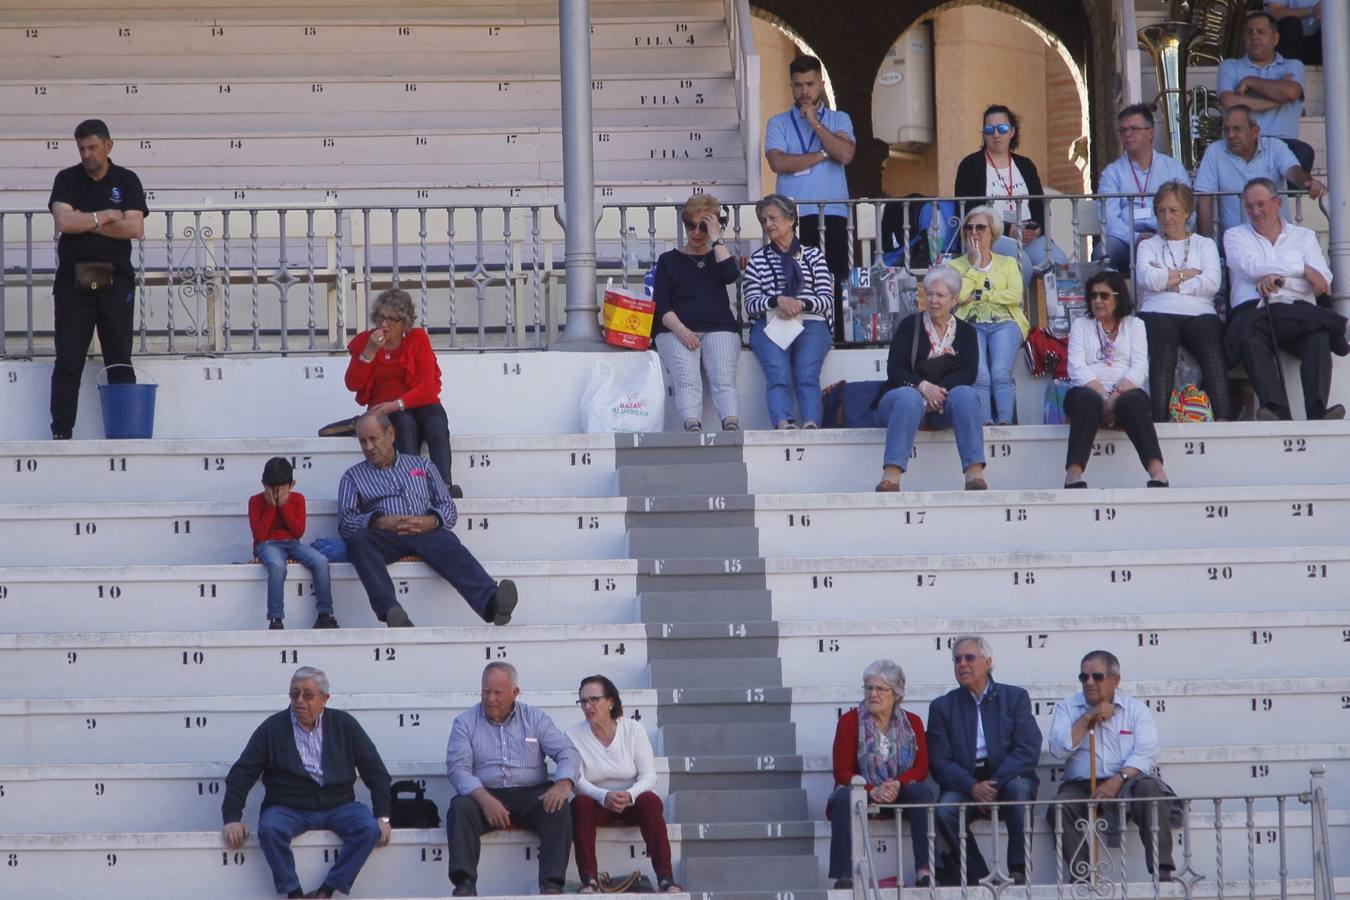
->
xmin=344 ymin=327 xmax=443 ymax=409
xmin=248 ymin=491 xmax=307 ymax=545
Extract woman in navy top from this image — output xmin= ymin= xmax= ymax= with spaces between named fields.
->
xmin=651 ymin=194 xmax=742 ymax=432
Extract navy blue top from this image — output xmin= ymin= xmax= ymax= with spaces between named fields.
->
xmin=925 ymin=678 xmax=1043 ymax=795
xmin=651 ymin=248 xmax=740 ymax=336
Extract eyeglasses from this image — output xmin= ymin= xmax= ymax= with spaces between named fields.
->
xmin=1087 ymin=290 xmax=1117 ymax=300
xmin=1117 ymin=125 xmax=1152 ymax=135
xmin=862 ymin=685 xmax=894 ymax=695
xmin=576 ymin=695 xmax=607 ymax=706
xmin=952 ymin=653 xmax=981 ymax=664
xmin=1077 ymin=672 xmax=1110 ymax=683
xmin=983 ymin=123 xmax=1012 ymax=136
xmin=683 ymin=220 xmax=710 ymax=232
xmin=289 ymin=690 xmax=323 ymax=700
xmin=373 ymin=314 xmax=402 ymax=325
xmin=962 ymin=223 xmax=989 ymax=233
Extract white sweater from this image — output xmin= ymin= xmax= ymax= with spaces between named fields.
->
xmin=1135 ymin=233 xmax=1222 ymax=317
xmin=1067 ymin=314 xmax=1149 ymax=393
xmin=566 ymin=718 xmax=658 ymax=804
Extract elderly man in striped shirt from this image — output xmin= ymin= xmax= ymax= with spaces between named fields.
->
xmin=338 ymin=411 xmax=517 ymax=628
xmin=445 ymin=662 xmax=581 ymax=896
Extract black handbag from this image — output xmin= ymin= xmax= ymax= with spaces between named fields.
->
xmin=388 ymin=780 xmax=441 ymax=828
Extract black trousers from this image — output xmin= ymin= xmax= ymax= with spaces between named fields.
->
xmin=447 ymin=784 xmax=572 ymax=890
xmin=798 ymin=213 xmax=849 ymax=340
xmin=50 ymin=272 xmax=136 ymax=436
xmin=1276 ymin=15 xmax=1322 ymax=65
xmin=390 ymin=403 xmax=454 ymax=486
xmin=1049 ymin=779 xmax=1174 ymax=876
xmin=1139 ymin=312 xmax=1230 ymax=421
xmin=1064 ymin=387 xmax=1162 ymax=472
xmin=1241 ymin=315 xmax=1332 ymax=420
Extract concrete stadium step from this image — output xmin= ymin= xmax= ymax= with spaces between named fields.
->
xmin=0 ymin=560 xmax=640 ymax=633
xmin=16 ymin=745 xmax=1339 ymax=834
xmin=759 ymin=546 xmax=1350 ymax=620
xmin=682 ymin=855 xmax=819 ymax=891
xmin=648 ymin=658 xmax=782 ymax=690
xmin=666 ymin=788 xmax=807 ymax=825
xmin=0 ymin=690 xmax=657 ymax=766
xmin=618 ymin=463 xmax=749 ymax=497
xmin=660 ymin=723 xmax=797 ymax=758
xmin=0 ymin=435 xmax=620 ymax=503
xmin=0 ymin=625 xmax=648 ymax=700
xmin=639 ymin=590 xmax=774 ymax=623
xmin=0 ymin=497 xmax=630 ymax=565
xmin=743 ymin=421 xmax=1350 ymax=492
xmin=753 ymin=485 xmax=1350 ymax=556
xmin=787 ymin=677 xmax=1350 ymax=755
xmin=627 ymin=526 xmax=760 ymax=560
xmin=0 ymin=827 xmax=682 ymax=899
xmin=774 ymin=612 xmax=1345 ymax=685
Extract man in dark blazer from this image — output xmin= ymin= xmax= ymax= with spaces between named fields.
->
xmin=222 ymin=667 xmax=392 ymax=899
xmin=926 ymin=635 xmax=1042 ymax=886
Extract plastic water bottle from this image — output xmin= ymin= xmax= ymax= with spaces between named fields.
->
xmin=623 ymin=227 xmax=641 ymax=283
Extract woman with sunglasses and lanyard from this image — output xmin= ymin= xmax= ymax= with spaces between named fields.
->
xmin=345 ymin=288 xmax=460 ymax=497
xmin=651 ymin=193 xmax=741 ymax=432
xmin=950 ymin=206 xmax=1028 ymax=425
xmin=1063 ymin=271 xmax=1169 ymax=489
xmin=954 ymin=105 xmax=1060 ymax=283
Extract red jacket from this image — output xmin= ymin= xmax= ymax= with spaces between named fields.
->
xmin=345 ymin=327 xmax=442 ymax=409
xmin=248 ymin=491 xmax=307 ymax=545
xmin=832 ymin=708 xmax=929 ymax=794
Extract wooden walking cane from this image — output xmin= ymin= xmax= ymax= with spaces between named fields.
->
xmin=1088 ymin=727 xmax=1099 ymax=885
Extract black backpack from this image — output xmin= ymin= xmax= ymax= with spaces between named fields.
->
xmin=388 ymin=780 xmax=441 ymax=828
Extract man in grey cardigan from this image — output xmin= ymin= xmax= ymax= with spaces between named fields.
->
xmin=222 ymin=667 xmax=392 ymax=899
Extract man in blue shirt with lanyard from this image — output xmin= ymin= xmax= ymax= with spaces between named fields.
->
xmin=765 ymin=55 xmax=855 ymax=338
xmin=1096 ymin=104 xmax=1190 ymax=273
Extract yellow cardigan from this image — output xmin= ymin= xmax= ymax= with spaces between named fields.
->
xmin=950 ymin=253 xmax=1029 ymax=339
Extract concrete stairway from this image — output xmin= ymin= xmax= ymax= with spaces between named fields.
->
xmin=621 ymin=432 xmax=823 ymax=897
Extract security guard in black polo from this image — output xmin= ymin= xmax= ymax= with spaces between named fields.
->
xmin=47 ymin=118 xmax=148 ymax=439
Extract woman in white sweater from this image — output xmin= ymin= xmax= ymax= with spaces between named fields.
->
xmin=1064 ymin=270 xmax=1169 ymax=488
xmin=1135 ymin=181 xmax=1228 ymax=420
xmin=567 ymin=675 xmax=679 ymax=893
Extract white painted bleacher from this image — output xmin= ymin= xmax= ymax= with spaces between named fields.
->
xmin=0 ymin=2 xmax=754 ymax=204
xmin=2 ymin=346 xmax=1348 ymax=894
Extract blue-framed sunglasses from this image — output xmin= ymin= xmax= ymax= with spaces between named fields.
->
xmin=982 ymin=123 xmax=1012 ymax=136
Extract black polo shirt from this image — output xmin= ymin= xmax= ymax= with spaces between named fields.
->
xmin=48 ymin=159 xmax=149 ymax=279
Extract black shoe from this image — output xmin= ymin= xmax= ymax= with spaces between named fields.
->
xmin=385 ymin=606 xmax=414 ymax=628
xmin=1157 ymin=868 xmax=1174 ymax=883
xmin=1322 ymin=403 xmax=1345 ymax=420
xmin=313 ymin=613 xmax=339 ymax=629
xmin=1064 ymin=480 xmax=1088 ymax=489
xmin=1009 ymin=865 xmax=1027 ymax=886
xmin=304 ymin=888 xmax=335 ymax=899
xmin=541 ymin=887 xmax=564 ymax=896
xmin=268 ymin=619 xmax=284 ymax=630
xmin=451 ymin=882 xmax=477 ymax=897
xmin=1147 ymin=479 xmax=1170 ymax=488
xmin=450 ymin=483 xmax=464 ymax=499
xmin=287 ymin=891 xmax=304 ymax=899
xmin=489 ymin=579 xmax=518 ymax=626
xmin=913 ymin=874 xmax=933 ymax=888
xmin=52 ymin=430 xmax=72 ymax=441
xmin=832 ymin=879 xmax=852 ymax=889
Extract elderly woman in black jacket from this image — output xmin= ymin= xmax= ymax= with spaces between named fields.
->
xmin=871 ymin=265 xmax=988 ymax=491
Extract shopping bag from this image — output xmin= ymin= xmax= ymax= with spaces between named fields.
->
xmin=1168 ymin=384 xmax=1214 ymax=422
xmin=579 ymin=352 xmax=666 ymax=433
xmin=601 ymin=286 xmax=656 ymax=350
xmin=1043 ymin=379 xmax=1072 ymax=425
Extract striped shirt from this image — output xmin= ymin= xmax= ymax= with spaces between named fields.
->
xmin=1047 ymin=689 xmax=1159 ymax=781
xmin=337 ymin=452 xmax=457 ymax=536
xmin=741 ymin=242 xmax=835 ymax=329
xmin=290 ymin=709 xmax=325 ymax=785
xmin=446 ymin=701 xmax=580 ymax=796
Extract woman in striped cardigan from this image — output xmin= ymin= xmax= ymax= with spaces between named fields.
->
xmin=744 ymin=193 xmax=835 ymax=429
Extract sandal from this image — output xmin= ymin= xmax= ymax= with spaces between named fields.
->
xmin=721 ymin=417 xmax=740 ymax=431
xmin=579 ymin=878 xmax=599 ymax=894
xmin=964 ymin=477 xmax=988 ymax=491
xmin=658 ymin=877 xmax=684 ymax=893
xmin=874 ymin=479 xmax=901 ymax=492
xmin=683 ymin=419 xmax=703 ymax=432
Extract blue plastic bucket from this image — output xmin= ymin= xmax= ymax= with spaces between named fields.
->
xmin=97 ymin=364 xmax=157 ymax=439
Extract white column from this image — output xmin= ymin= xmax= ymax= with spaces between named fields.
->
xmin=1321 ymin=1 xmax=1350 ymax=312
xmin=556 ymin=0 xmax=604 ymax=346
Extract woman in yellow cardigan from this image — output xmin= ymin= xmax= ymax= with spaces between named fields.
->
xmin=950 ymin=206 xmax=1030 ymax=424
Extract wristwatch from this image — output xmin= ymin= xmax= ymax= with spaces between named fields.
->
xmin=378 ymin=816 xmax=390 ymax=824
xmin=818 ymin=149 xmax=829 ymax=162
xmin=710 ymin=240 xmax=724 ymax=248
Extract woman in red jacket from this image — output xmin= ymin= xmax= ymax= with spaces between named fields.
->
xmin=345 ymin=288 xmax=459 ymax=496
xmin=828 ymin=659 xmax=935 ymax=888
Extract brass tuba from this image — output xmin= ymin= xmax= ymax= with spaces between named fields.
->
xmin=1138 ymin=0 xmax=1243 ymax=169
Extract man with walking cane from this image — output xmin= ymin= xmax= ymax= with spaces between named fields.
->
xmin=1223 ymin=177 xmax=1346 ymax=421
xmin=1047 ymin=651 xmax=1176 ymax=883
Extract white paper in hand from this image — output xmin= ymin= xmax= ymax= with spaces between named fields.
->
xmin=764 ymin=312 xmax=805 ymax=350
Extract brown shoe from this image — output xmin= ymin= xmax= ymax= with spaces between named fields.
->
xmin=964 ymin=477 xmax=988 ymax=491
xmin=874 ymin=479 xmax=901 ymax=492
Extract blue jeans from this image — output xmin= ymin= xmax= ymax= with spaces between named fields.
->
xmin=257 ymin=539 xmax=333 ymax=621
xmin=257 ymin=800 xmax=381 ymax=895
xmin=1100 ymin=235 xmax=1133 ymax=273
xmin=875 ymin=385 xmax=985 ymax=472
xmin=972 ymin=320 xmax=1022 ymax=425
xmin=749 ymin=318 xmax=831 ymax=427
xmin=828 ymin=782 xmax=934 ymax=879
xmin=994 ymin=235 xmax=1066 ymax=285
xmin=934 ymin=776 xmax=1037 ymax=880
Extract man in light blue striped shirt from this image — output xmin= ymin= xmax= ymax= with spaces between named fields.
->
xmin=445 ymin=662 xmax=580 ymax=896
xmin=339 ymin=412 xmax=517 ymax=628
